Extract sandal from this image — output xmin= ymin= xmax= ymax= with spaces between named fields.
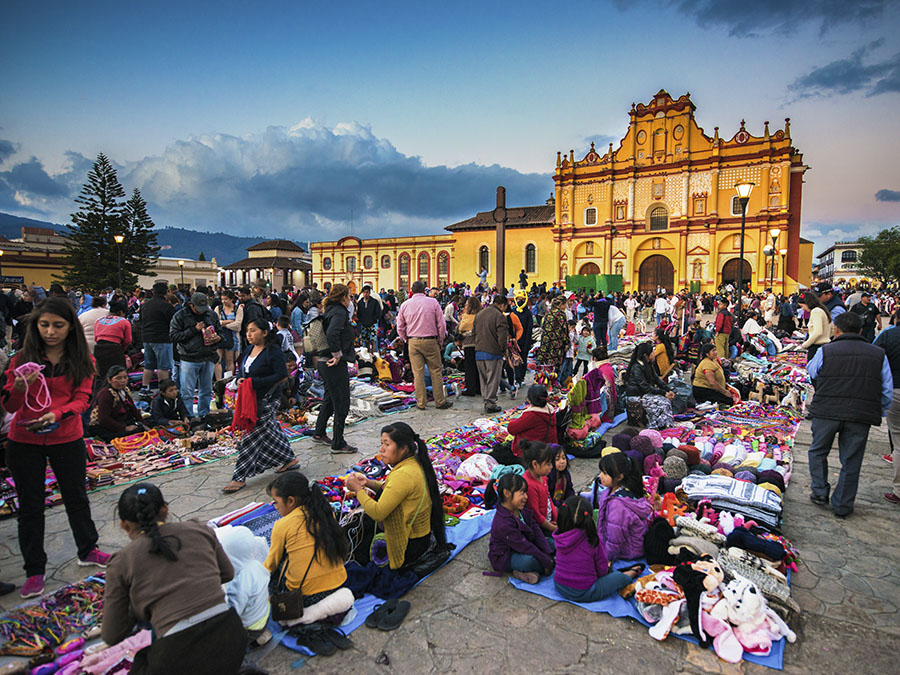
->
xmin=222 ymin=481 xmax=246 ymax=494
xmin=365 ymin=598 xmax=397 ymax=628
xmin=377 ymin=600 xmax=410 ymax=631
xmin=276 ymin=458 xmax=300 ymax=473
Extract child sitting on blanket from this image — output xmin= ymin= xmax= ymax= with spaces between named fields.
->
xmin=592 ymin=452 xmax=652 ymax=562
xmin=547 ymin=444 xmax=574 ymax=509
xmin=265 ymin=473 xmax=355 ymax=625
xmin=487 ymin=473 xmax=554 ymax=585
xmin=215 ymin=525 xmax=272 ymax=646
xmin=553 ymin=495 xmax=644 ymax=602
xmin=521 ymin=440 xmax=558 ymax=534
xmin=506 ymin=385 xmax=557 ymax=459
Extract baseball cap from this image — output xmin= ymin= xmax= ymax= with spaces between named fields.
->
xmin=861 ymin=291 xmax=871 ymax=297
xmin=813 ymin=282 xmax=833 ymax=295
xmin=190 ymin=292 xmax=209 ymax=311
xmin=564 ymin=291 xmax=574 ymax=299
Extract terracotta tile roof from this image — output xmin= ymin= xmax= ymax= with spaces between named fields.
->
xmin=245 ymin=239 xmax=306 ymax=253
xmin=445 ymin=204 xmax=555 ymax=232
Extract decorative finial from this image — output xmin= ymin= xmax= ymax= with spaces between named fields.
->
xmin=784 ymin=118 xmax=791 ymax=136
xmin=556 ymin=151 xmax=561 ymax=168
xmin=740 ymin=119 xmax=746 ymax=129
xmin=590 ymin=141 xmax=595 ymax=151
xmin=764 ymin=120 xmax=770 ymax=137
xmin=570 ymin=149 xmax=574 ymax=163
xmin=714 ymin=126 xmax=719 ymax=141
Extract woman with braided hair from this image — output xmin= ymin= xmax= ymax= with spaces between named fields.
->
xmin=102 ymin=483 xmax=245 ymax=675
xmin=345 ymin=421 xmax=447 ymax=571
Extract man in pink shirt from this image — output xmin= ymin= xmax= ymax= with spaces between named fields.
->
xmin=396 ymin=280 xmax=452 ymax=410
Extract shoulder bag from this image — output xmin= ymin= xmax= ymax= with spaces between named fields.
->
xmin=269 ymin=544 xmax=315 ymax=622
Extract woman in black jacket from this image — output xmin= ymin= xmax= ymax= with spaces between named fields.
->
xmin=312 ymin=284 xmax=357 ymax=454
xmin=623 ymin=342 xmax=674 ymax=398
xmin=222 ymin=318 xmax=297 ymax=493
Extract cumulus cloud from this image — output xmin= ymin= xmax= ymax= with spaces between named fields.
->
xmin=617 ymin=0 xmax=898 ymax=37
xmin=0 ymin=121 xmax=551 ymax=238
xmin=791 ymin=41 xmax=900 ymax=98
xmin=876 ymin=189 xmax=900 ymax=202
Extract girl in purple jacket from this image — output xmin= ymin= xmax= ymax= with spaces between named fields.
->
xmin=553 ymin=495 xmax=644 ymax=602
xmin=487 ymin=473 xmax=554 ymax=585
xmin=593 ymin=453 xmax=652 ymax=562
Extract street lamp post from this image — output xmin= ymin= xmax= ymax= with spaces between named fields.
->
xmin=113 ymin=235 xmax=124 ymax=289
xmin=178 ymin=260 xmax=185 ymax=289
xmin=780 ymin=248 xmax=788 ymax=293
xmin=768 ymin=228 xmax=780 ymax=290
xmin=734 ymin=182 xmax=754 ymax=320
xmin=0 ymin=249 xmax=4 ymax=280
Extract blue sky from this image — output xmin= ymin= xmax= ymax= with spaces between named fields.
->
xmin=1 ymin=0 xmax=899 ymax=255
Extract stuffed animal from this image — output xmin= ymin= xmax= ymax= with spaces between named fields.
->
xmin=711 ymin=577 xmax=796 ymax=655
xmin=672 ymin=555 xmax=725 ymax=648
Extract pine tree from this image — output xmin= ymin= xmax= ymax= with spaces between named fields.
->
xmin=57 ymin=155 xmax=159 ymax=290
xmin=198 ymin=251 xmax=206 ymax=261
xmin=122 ymin=187 xmax=161 ymax=287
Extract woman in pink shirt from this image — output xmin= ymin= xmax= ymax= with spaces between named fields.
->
xmin=93 ymin=300 xmax=132 ymax=393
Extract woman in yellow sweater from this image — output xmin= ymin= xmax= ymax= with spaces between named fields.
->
xmin=799 ymin=292 xmax=831 ymax=360
xmin=265 ymin=472 xmax=354 ymax=625
xmin=345 ymin=422 xmax=447 ymax=571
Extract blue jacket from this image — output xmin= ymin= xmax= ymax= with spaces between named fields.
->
xmin=238 ymin=343 xmax=288 ymax=401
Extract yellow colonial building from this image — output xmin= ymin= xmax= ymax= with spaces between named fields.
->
xmin=309 ymin=233 xmax=454 ymax=293
xmin=311 ymin=90 xmax=813 ymax=293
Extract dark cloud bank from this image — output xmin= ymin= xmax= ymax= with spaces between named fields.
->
xmin=0 ymin=121 xmax=552 ymax=239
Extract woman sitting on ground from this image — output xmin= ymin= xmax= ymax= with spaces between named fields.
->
xmin=651 ymin=328 xmax=675 ymax=380
xmin=692 ymin=343 xmax=740 ymax=407
xmin=89 ymin=365 xmax=146 ymax=441
xmin=345 ymin=421 xmax=447 ymax=572
xmin=623 ymin=342 xmax=673 ymax=400
xmin=265 ymin=472 xmax=354 ymax=625
xmin=102 ymin=483 xmax=245 ymax=675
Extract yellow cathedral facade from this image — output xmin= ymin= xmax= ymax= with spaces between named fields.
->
xmin=310 ymin=90 xmax=813 ymax=293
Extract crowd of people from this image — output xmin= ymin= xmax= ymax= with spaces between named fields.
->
xmin=0 ymin=270 xmax=898 ymax=673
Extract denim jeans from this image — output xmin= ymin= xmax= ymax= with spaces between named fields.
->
xmin=554 ymin=572 xmax=631 ymax=602
xmin=608 ymin=317 xmax=627 ymax=351
xmin=558 ymin=357 xmax=574 ymax=383
xmin=508 ymin=553 xmax=544 ymax=574
xmin=808 ymin=417 xmax=870 ymax=515
xmin=593 ymin=321 xmax=608 ymax=348
xmin=180 ymin=360 xmax=214 ymax=418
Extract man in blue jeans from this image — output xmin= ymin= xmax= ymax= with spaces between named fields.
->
xmin=169 ymin=292 xmax=225 ymax=421
xmin=806 ymin=312 xmax=892 ymax=518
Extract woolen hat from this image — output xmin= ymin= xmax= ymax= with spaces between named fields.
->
xmin=643 ymin=453 xmax=663 ymax=475
xmin=639 ymin=429 xmax=664 ymax=450
xmin=678 ymin=445 xmax=701 ymax=465
xmin=611 ymin=433 xmax=631 ymax=453
xmin=662 ymin=456 xmax=687 ymax=481
xmin=630 ymin=435 xmax=655 ymax=457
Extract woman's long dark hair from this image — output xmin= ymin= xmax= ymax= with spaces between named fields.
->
xmin=800 ymin=292 xmax=832 ymax=324
xmin=381 ymin=421 xmax=447 ymax=549
xmin=557 ymin=495 xmax=599 ymax=548
xmin=19 ymin=297 xmax=94 ymax=384
xmin=117 ymin=483 xmax=180 ymax=561
xmin=625 ymin=341 xmax=656 ymax=384
xmin=267 ymin=472 xmax=349 ymax=565
xmin=655 ymin=328 xmax=674 ymax=362
xmin=464 ymin=296 xmax=482 ymax=315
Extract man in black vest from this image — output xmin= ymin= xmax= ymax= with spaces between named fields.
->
xmin=807 ymin=311 xmax=893 ymax=518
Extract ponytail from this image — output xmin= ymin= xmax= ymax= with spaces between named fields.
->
xmin=268 ymin=472 xmax=348 ymax=565
xmin=116 ymin=483 xmax=180 ymax=561
xmin=380 ymin=422 xmax=447 ymax=549
xmin=598 ymin=452 xmax=644 ymax=498
xmin=557 ymin=495 xmax=599 ymax=548
xmin=486 ymin=472 xmax=527 ymax=509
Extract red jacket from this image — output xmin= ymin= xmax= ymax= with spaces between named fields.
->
xmin=506 ymin=407 xmax=557 ymax=457
xmin=523 ymin=470 xmax=557 ymax=527
xmin=2 ymin=355 xmax=93 ymax=445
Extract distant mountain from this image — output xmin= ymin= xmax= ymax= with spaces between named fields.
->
xmin=0 ymin=212 xmax=289 ymax=265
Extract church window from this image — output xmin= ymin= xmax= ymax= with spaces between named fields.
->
xmin=322 ymin=257 xmax=332 ymax=270
xmin=585 ymin=207 xmax=597 ymax=225
xmin=438 ymin=251 xmax=450 ymax=283
xmin=731 ymin=196 xmax=746 ymax=216
xmin=479 ymin=245 xmax=490 ymax=272
xmin=525 ymin=244 xmax=536 ymax=274
xmin=346 ymin=256 xmax=356 ymax=272
xmin=694 ymin=198 xmax=705 ymax=215
xmin=417 ymin=252 xmax=430 ymax=282
xmin=649 ymin=206 xmax=668 ymax=231
xmin=381 ymin=255 xmax=391 ymax=268
xmin=363 ymin=255 xmax=373 ymax=269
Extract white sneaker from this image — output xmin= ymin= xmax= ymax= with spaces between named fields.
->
xmin=510 ymin=385 xmax=518 ymax=400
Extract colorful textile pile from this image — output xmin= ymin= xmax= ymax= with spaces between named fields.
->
xmin=0 ymin=575 xmax=105 ymax=656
